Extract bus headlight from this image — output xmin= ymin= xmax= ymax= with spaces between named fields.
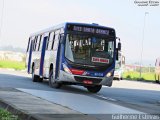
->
xmin=62 ymin=64 xmax=71 ymax=74
xmin=106 ymin=72 xmax=112 ymax=77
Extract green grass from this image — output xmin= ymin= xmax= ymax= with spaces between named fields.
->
xmin=0 ymin=60 xmax=25 ymax=70
xmin=123 ymin=71 xmax=155 ymax=81
xmin=0 ymin=108 xmax=18 ymax=120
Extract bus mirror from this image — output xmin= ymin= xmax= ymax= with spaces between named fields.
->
xmin=116 ymin=48 xmax=119 ymax=60
xmin=116 ymin=37 xmax=121 ymax=51
xmin=118 ymin=42 xmax=121 ymax=51
xmin=60 ymin=34 xmax=64 ymax=44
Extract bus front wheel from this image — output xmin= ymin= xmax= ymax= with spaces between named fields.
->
xmin=86 ymin=85 xmax=102 ymax=93
xmin=49 ymin=69 xmax=61 ymax=88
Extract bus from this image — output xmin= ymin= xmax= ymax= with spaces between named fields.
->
xmin=26 ymin=22 xmax=121 ymax=93
xmin=114 ymin=51 xmax=125 ymax=80
xmin=155 ymin=57 xmax=160 ymax=83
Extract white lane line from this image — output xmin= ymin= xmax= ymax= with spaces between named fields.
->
xmin=95 ymin=94 xmax=117 ymax=102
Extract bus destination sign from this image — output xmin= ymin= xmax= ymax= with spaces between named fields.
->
xmin=67 ymin=25 xmax=110 ymax=35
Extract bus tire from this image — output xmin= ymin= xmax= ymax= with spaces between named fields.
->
xmin=32 ymin=65 xmax=38 ymax=82
xmin=49 ymin=69 xmax=61 ymax=88
xmin=155 ymin=75 xmax=159 ymax=83
xmin=86 ymin=85 xmax=102 ymax=93
xmin=38 ymin=77 xmax=43 ymax=82
xmin=155 ymin=80 xmax=159 ymax=83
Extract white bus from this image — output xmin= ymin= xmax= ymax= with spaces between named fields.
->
xmin=155 ymin=57 xmax=160 ymax=83
xmin=26 ymin=22 xmax=121 ymax=93
xmin=114 ymin=51 xmax=125 ymax=80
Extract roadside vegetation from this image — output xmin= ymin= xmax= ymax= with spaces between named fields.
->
xmin=123 ymin=71 xmax=155 ymax=81
xmin=0 ymin=60 xmax=25 ymax=70
xmin=122 ymin=66 xmax=155 ymax=82
xmin=0 ymin=108 xmax=18 ymax=120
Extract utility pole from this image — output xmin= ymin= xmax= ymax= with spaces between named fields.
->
xmin=0 ymin=0 xmax=5 ymax=41
xmin=140 ymin=12 xmax=149 ymax=79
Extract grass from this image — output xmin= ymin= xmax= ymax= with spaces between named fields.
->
xmin=123 ymin=71 xmax=155 ymax=81
xmin=0 ymin=108 xmax=18 ymax=120
xmin=0 ymin=60 xmax=25 ymax=70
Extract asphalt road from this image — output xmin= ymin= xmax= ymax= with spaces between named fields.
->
xmin=0 ymin=69 xmax=160 ymax=114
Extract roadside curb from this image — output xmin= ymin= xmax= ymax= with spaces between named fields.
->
xmin=0 ymin=98 xmax=96 ymax=120
xmin=123 ymin=79 xmax=157 ymax=84
xmin=0 ymin=98 xmax=37 ymax=120
xmin=0 ymin=68 xmax=15 ymax=71
xmin=0 ymin=68 xmax=26 ymax=72
xmin=0 ymin=88 xmax=96 ymax=120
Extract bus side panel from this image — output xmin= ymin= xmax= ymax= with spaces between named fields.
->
xmin=33 ymin=52 xmax=41 ymax=75
xmin=43 ymin=51 xmax=54 ymax=78
xmin=39 ymin=37 xmax=47 ymax=76
xmin=27 ymin=41 xmax=33 ymax=74
xmin=43 ymin=51 xmax=50 ymax=78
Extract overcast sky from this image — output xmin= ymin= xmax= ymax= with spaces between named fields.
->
xmin=0 ymin=0 xmax=160 ymax=66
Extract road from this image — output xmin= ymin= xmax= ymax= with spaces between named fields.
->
xmin=0 ymin=69 xmax=160 ymax=114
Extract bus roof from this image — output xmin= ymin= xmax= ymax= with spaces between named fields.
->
xmin=30 ymin=22 xmax=115 ymax=37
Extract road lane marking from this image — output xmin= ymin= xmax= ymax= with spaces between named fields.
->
xmin=95 ymin=94 xmax=117 ymax=102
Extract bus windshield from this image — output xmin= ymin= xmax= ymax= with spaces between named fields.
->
xmin=65 ymin=33 xmax=114 ymax=66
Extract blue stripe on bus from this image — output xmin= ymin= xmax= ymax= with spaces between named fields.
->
xmin=55 ymin=42 xmax=61 ymax=79
xmin=27 ymin=41 xmax=33 ymax=73
xmin=60 ymin=44 xmax=65 ymax=71
xmin=39 ymin=37 xmax=47 ymax=76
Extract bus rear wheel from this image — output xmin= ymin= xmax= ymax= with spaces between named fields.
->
xmin=32 ymin=66 xmax=43 ymax=82
xmin=49 ymin=69 xmax=61 ymax=88
xmin=32 ymin=66 xmax=38 ymax=82
xmin=86 ymin=85 xmax=102 ymax=93
xmin=38 ymin=77 xmax=43 ymax=82
xmin=155 ymin=75 xmax=159 ymax=83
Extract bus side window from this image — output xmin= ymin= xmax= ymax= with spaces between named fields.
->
xmin=33 ymin=38 xmax=35 ymax=51
xmin=38 ymin=35 xmax=42 ymax=51
xmin=36 ymin=35 xmax=40 ymax=51
xmin=27 ymin=37 xmax=31 ymax=52
xmin=48 ymin=32 xmax=55 ymax=50
xmin=30 ymin=36 xmax=35 ymax=51
xmin=34 ymin=36 xmax=38 ymax=51
xmin=52 ymin=30 xmax=60 ymax=50
xmin=51 ymin=34 xmax=55 ymax=50
xmin=33 ymin=36 xmax=36 ymax=51
xmin=46 ymin=33 xmax=51 ymax=50
xmin=39 ymin=35 xmax=44 ymax=51
xmin=60 ymin=27 xmax=64 ymax=33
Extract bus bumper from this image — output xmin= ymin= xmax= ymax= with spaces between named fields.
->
xmin=59 ymin=70 xmax=113 ymax=87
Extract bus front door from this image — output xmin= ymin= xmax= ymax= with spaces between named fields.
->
xmin=39 ymin=36 xmax=48 ymax=77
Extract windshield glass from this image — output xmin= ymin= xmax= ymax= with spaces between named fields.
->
xmin=65 ymin=33 xmax=114 ymax=66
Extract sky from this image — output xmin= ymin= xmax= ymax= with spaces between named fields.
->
xmin=0 ymin=0 xmax=160 ymax=66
